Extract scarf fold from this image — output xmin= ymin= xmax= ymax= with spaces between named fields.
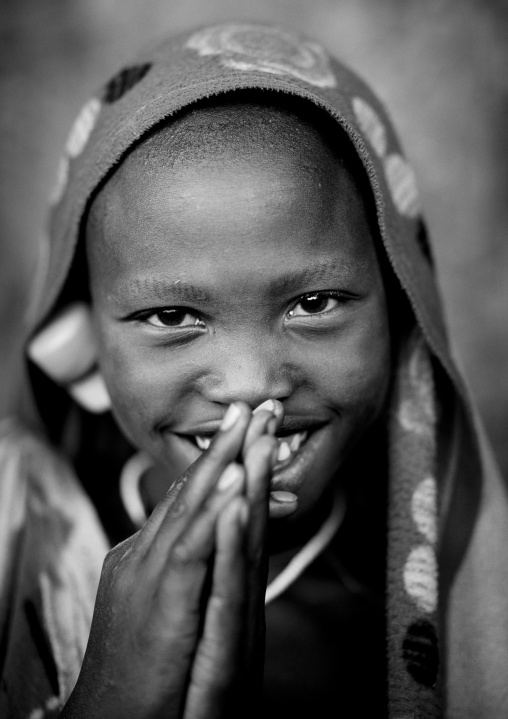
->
xmin=387 ymin=330 xmax=442 ymax=717
xmin=4 ymin=21 xmax=506 ymax=718
xmin=0 ymin=326 xmax=450 ymax=717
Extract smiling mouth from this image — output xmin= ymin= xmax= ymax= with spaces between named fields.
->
xmin=190 ymin=430 xmax=309 ymax=466
xmin=178 ymin=424 xmax=323 ymax=519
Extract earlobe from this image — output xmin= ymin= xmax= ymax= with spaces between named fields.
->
xmin=68 ymin=369 xmax=112 ymax=413
xmin=27 ymin=302 xmax=111 ymax=413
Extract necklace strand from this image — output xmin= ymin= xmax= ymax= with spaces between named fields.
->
xmin=119 ymin=452 xmax=345 ymax=604
xmin=265 ymin=490 xmax=345 ymax=604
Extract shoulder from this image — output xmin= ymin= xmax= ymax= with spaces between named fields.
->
xmin=0 ymin=416 xmax=63 ymax=479
xmin=0 ymin=416 xmax=109 ymax=590
xmin=0 ymin=417 xmax=49 ymax=543
xmin=0 ymin=418 xmax=109 ymax=715
xmin=0 ymin=416 xmax=98 ymax=517
xmin=0 ymin=417 xmax=76 ymax=530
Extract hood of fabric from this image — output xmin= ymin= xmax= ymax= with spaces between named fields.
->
xmin=26 ymin=18 xmax=482 ymax=547
xmin=21 ymin=22 xmax=504 ymax=717
xmin=30 ymin=23 xmax=447 ymax=353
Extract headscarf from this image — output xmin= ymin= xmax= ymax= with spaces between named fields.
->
xmin=4 ymin=23 xmax=508 ymax=718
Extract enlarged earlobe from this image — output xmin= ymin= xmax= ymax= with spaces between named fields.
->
xmin=68 ymin=369 xmax=112 ymax=413
xmin=27 ymin=302 xmax=111 ymax=413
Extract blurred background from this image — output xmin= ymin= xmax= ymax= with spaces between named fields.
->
xmin=1 ymin=0 xmax=507 ymax=477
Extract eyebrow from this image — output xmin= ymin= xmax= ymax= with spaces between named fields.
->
xmin=128 ymin=278 xmax=213 ymax=304
xmin=126 ymin=258 xmax=356 ymax=305
xmin=269 ymin=259 xmax=356 ymax=296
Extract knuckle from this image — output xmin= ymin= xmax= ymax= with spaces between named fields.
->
xmin=169 ymin=541 xmax=202 ymax=567
xmin=170 ymin=542 xmax=192 ymax=565
xmin=248 ymin=546 xmax=265 ymax=568
xmin=209 ymin=592 xmax=246 ymax=616
xmin=168 ymin=497 xmax=188 ymax=519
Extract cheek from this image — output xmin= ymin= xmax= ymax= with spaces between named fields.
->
xmin=347 ymin=323 xmax=391 ymax=409
xmin=313 ymin=303 xmax=392 ymax=421
xmin=93 ymin=321 xmax=184 ymax=442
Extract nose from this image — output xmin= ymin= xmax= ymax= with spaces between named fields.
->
xmin=197 ymin=333 xmax=294 ymax=409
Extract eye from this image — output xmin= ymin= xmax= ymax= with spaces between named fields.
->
xmin=288 ymin=293 xmax=341 ymax=318
xmin=144 ymin=308 xmax=205 ymax=329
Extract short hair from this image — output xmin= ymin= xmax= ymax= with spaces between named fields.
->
xmin=34 ymin=89 xmax=411 ymax=482
xmin=119 ymin=89 xmax=364 ymax=174
xmin=84 ymin=89 xmax=375 ymax=250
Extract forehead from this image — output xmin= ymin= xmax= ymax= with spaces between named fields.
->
xmin=86 ymin=100 xmax=380 ymax=293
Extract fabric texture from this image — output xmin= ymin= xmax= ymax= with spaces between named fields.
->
xmin=0 ymin=419 xmax=108 ymax=718
xmin=2 ymin=22 xmax=508 ymax=718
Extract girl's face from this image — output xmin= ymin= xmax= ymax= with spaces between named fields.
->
xmin=86 ymin=128 xmax=391 ymax=524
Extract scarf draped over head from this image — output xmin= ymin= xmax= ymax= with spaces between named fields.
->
xmin=9 ymin=22 xmax=508 ymax=719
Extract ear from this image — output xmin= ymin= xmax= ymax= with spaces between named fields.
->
xmin=27 ymin=302 xmax=111 ymax=413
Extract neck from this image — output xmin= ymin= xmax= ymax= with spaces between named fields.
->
xmin=266 ymin=419 xmax=389 ymax=587
xmin=266 ymin=488 xmax=346 ymax=599
xmin=268 ymin=487 xmax=336 ymax=555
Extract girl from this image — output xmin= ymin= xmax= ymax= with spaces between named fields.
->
xmin=2 ymin=22 xmax=507 ymax=718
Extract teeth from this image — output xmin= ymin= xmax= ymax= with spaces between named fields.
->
xmin=275 ymin=431 xmax=308 ymax=463
xmin=289 ymin=431 xmax=307 ymax=451
xmin=277 ymin=441 xmax=291 ymax=461
xmin=194 ymin=430 xmax=308 ymax=457
xmin=196 ymin=436 xmax=212 ymax=450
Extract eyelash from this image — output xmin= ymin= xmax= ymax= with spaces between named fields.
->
xmin=141 ymin=308 xmax=206 ymax=329
xmin=287 ymin=291 xmax=346 ymax=319
xmin=137 ymin=291 xmax=348 ymax=330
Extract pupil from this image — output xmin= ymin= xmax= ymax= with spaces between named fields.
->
xmin=301 ymin=295 xmax=327 ymax=313
xmin=158 ymin=309 xmax=185 ymax=326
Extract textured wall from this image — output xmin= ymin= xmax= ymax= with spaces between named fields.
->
xmin=1 ymin=0 xmax=507 ymax=475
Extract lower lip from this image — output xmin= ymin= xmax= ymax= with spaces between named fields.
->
xmin=269 ymin=490 xmax=299 ymax=518
xmin=268 ymin=428 xmax=325 ymax=518
xmin=176 ymin=426 xmax=327 ymax=519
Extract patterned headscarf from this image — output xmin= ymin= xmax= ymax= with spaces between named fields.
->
xmin=20 ymin=23 xmax=508 ymax=719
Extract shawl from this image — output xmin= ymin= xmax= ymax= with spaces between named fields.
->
xmin=1 ymin=22 xmax=507 ymax=718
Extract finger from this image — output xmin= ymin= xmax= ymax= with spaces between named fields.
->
xmin=241 ymin=398 xmax=284 ymax=475
xmin=136 ymin=468 xmax=246 ymax=695
xmin=244 ymin=434 xmax=278 ymax=554
xmin=183 ymin=497 xmax=249 ymax=719
xmin=252 ymin=398 xmax=284 ymax=428
xmin=241 ymin=409 xmax=274 ymax=462
xmin=243 ymin=435 xmax=277 ymax=687
xmin=138 ymin=402 xmax=251 ymax=545
xmin=160 ymin=463 xmax=245 ymax=572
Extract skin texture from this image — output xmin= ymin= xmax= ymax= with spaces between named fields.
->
xmin=87 ymin=102 xmax=391 ymax=529
xmin=62 ymin=405 xmax=278 ymax=719
xmin=67 ymin=100 xmax=392 ymax=718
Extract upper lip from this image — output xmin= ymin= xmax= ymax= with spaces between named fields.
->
xmin=274 ymin=417 xmax=327 ymax=437
xmin=174 ymin=415 xmax=328 ymax=438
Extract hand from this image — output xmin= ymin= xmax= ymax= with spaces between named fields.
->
xmin=60 ymin=402 xmax=280 ymax=719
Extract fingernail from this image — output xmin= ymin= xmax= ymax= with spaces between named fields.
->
xmin=220 ymin=403 xmax=241 ymax=432
xmin=217 ymin=463 xmax=243 ymax=491
xmin=252 ymin=399 xmax=276 ymax=415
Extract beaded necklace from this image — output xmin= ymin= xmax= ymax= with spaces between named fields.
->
xmin=120 ymin=451 xmax=345 ymax=604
